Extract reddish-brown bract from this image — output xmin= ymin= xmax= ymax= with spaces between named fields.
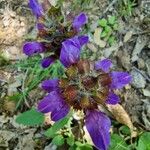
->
xmin=59 ymin=60 xmax=112 ymax=110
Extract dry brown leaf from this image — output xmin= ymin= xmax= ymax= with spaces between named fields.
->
xmin=123 ymin=31 xmax=133 ymax=43
xmin=48 ymin=0 xmax=58 ymax=6
xmin=93 ymin=28 xmax=106 ymax=48
xmin=0 ymin=70 xmax=11 ymax=82
xmin=106 ymin=104 xmax=137 ymax=138
xmin=94 ymin=28 xmax=102 ymax=45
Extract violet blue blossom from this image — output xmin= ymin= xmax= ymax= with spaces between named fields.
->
xmin=73 ymin=12 xmax=88 ymax=31
xmin=29 ymin=0 xmax=44 ymax=18
xmin=38 ymin=56 xmax=132 ymax=150
xmin=23 ymin=1 xmax=88 ymax=68
xmin=60 ymin=35 xmax=89 ymax=67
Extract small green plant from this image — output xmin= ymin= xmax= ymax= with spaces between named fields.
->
xmin=9 ymin=56 xmax=65 ymax=109
xmin=137 ymin=132 xmax=150 ymax=150
xmin=16 ymin=108 xmax=44 ymax=126
xmin=98 ymin=16 xmax=118 ymax=46
xmin=118 ymin=0 xmax=137 ymax=17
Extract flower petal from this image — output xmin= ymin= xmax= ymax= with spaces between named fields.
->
xmin=106 ymin=92 xmax=120 ymax=105
xmin=41 ymin=56 xmax=55 ymax=68
xmin=37 ymin=23 xmax=45 ymax=30
xmin=78 ymin=35 xmax=89 ymax=47
xmin=95 ymin=59 xmax=112 ymax=73
xmin=41 ymin=79 xmax=59 ymax=92
xmin=110 ymin=71 xmax=132 ymax=89
xmin=37 ymin=91 xmax=62 ymax=113
xmin=85 ymin=110 xmax=111 ymax=150
xmin=60 ymin=36 xmax=81 ymax=67
xmin=29 ymin=0 xmax=44 ymax=18
xmin=51 ymin=102 xmax=70 ymax=121
xmin=73 ymin=12 xmax=88 ymax=31
xmin=23 ymin=42 xmax=45 ymax=56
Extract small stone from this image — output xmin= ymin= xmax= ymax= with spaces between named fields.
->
xmin=131 ymin=69 xmax=146 ymax=88
xmin=99 ymin=39 xmax=106 ymax=48
xmin=123 ymin=31 xmax=133 ymax=43
xmin=87 ymin=43 xmax=97 ymax=52
xmin=20 ymin=21 xmax=25 ymax=27
xmin=131 ymin=35 xmax=148 ymax=62
xmin=125 ymin=85 xmax=131 ymax=90
xmin=117 ymin=50 xmax=131 ymax=70
xmin=94 ymin=28 xmax=102 ymax=45
xmin=138 ymin=58 xmax=145 ymax=69
xmin=146 ymin=59 xmax=150 ymax=76
xmin=44 ymin=143 xmax=57 ymax=150
xmin=142 ymin=89 xmax=150 ymax=97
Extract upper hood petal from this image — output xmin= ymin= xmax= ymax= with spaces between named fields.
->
xmin=95 ymin=59 xmax=112 ymax=73
xmin=73 ymin=12 xmax=88 ymax=31
xmin=60 ymin=36 xmax=88 ymax=68
xmin=110 ymin=71 xmax=132 ymax=89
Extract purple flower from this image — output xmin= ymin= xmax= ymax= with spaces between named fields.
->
xmin=41 ymin=56 xmax=55 ymax=68
xmin=85 ymin=110 xmax=111 ymax=150
xmin=38 ymin=91 xmax=69 ymax=120
xmin=23 ymin=42 xmax=45 ymax=56
xmin=73 ymin=12 xmax=88 ymax=31
xmin=38 ymin=58 xmax=132 ymax=150
xmin=95 ymin=59 xmax=112 ymax=73
xmin=110 ymin=71 xmax=132 ymax=89
xmin=37 ymin=23 xmax=45 ymax=30
xmin=60 ymin=35 xmax=89 ymax=67
xmin=41 ymin=78 xmax=59 ymax=92
xmin=95 ymin=59 xmax=132 ymax=92
xmin=106 ymin=91 xmax=120 ymax=104
xmin=29 ymin=0 xmax=44 ymax=18
xmin=23 ymin=11 xmax=88 ymax=68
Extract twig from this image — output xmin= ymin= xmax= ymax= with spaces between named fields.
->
xmin=22 ymin=69 xmax=30 ymax=108
xmin=101 ymin=0 xmax=118 ymax=17
xmin=132 ymin=67 xmax=150 ymax=82
xmin=133 ymin=30 xmax=150 ymax=35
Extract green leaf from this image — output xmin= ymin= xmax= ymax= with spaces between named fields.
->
xmin=69 ymin=145 xmax=77 ymax=150
xmin=49 ymin=60 xmax=65 ymax=78
xmin=109 ymin=134 xmax=128 ymax=150
xmin=45 ymin=112 xmax=72 ymax=138
xmin=52 ymin=135 xmax=64 ymax=146
xmin=76 ymin=144 xmax=93 ymax=150
xmin=137 ymin=132 xmax=150 ymax=150
xmin=7 ymin=93 xmax=23 ymax=102
xmin=16 ymin=108 xmax=44 ymax=126
xmin=67 ymin=136 xmax=75 ymax=146
xmin=75 ymin=141 xmax=83 ymax=147
xmin=113 ymin=23 xmax=118 ymax=30
xmin=105 ymin=26 xmax=112 ymax=34
xmin=99 ymin=18 xmax=107 ymax=27
xmin=108 ymin=36 xmax=116 ymax=46
xmin=101 ymin=31 xmax=108 ymax=38
xmin=119 ymin=125 xmax=131 ymax=135
xmin=108 ymin=16 xmax=116 ymax=25
xmin=75 ymin=142 xmax=93 ymax=150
